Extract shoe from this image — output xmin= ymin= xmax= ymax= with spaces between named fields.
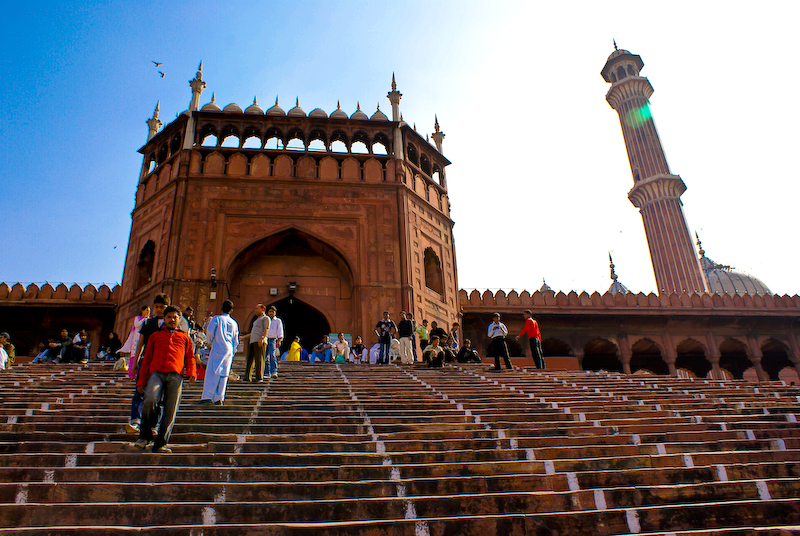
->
xmin=126 ymin=423 xmax=140 ymax=433
xmin=153 ymin=445 xmax=172 ymax=453
xmin=196 ymin=399 xmax=213 ymax=405
xmin=271 ymin=373 xmax=278 ymax=378
xmin=213 ymin=400 xmax=223 ymax=406
xmin=134 ymin=439 xmax=148 ymax=449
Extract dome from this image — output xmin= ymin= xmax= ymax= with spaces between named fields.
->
xmin=350 ymin=102 xmax=368 ymax=120
xmin=244 ymin=97 xmax=264 ymax=115
xmin=201 ymin=93 xmax=221 ymax=112
xmin=222 ymin=102 xmax=243 ymax=113
xmin=370 ymin=104 xmax=388 ymax=121
xmin=539 ymin=279 xmax=553 ymax=293
xmin=607 ymin=48 xmax=633 ymax=61
xmin=266 ymin=97 xmax=285 ymax=116
xmin=288 ymin=97 xmax=306 ymax=117
xmin=700 ymin=256 xmax=771 ymax=296
xmin=330 ymin=101 xmax=348 ymax=119
xmin=697 ymin=238 xmax=771 ymax=296
xmin=309 ymin=108 xmax=327 ymax=118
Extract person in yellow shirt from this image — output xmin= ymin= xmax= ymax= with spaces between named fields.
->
xmin=287 ymin=336 xmax=302 ymax=361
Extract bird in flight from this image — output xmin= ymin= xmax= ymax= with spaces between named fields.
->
xmin=158 ymin=71 xmax=165 ymax=78
xmin=152 ymin=61 xmax=162 ymax=67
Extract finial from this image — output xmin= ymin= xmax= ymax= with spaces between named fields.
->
xmin=337 ymin=100 xmax=341 ymax=110
xmin=153 ymin=101 xmax=160 ymax=118
xmin=391 ymin=72 xmax=397 ymax=91
xmin=295 ymin=96 xmax=299 ymax=107
xmin=356 ymin=101 xmax=361 ymax=111
xmin=275 ymin=96 xmax=279 ymax=106
xmin=400 ymin=113 xmax=404 ymax=121
xmin=253 ymin=96 xmax=257 ymax=105
xmin=413 ymin=123 xmax=417 ymax=131
xmin=198 ymin=60 xmax=203 ymax=72
xmin=609 ymin=252 xmax=618 ymax=281
xmin=613 ymin=39 xmax=618 ymax=51
xmin=434 ymin=114 xmax=440 ymax=133
xmin=426 ymin=134 xmax=430 ymax=142
xmin=377 ymin=102 xmax=380 ymax=110
xmin=695 ymin=231 xmax=705 ymax=257
xmin=211 ymin=93 xmax=216 ymax=103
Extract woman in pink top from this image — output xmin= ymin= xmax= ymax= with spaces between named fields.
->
xmin=120 ymin=305 xmax=151 ymax=378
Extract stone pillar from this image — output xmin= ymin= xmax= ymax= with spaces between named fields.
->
xmin=748 ymin=344 xmax=767 ymax=383
xmin=664 ymin=354 xmax=677 ymax=377
xmin=708 ymin=354 xmax=722 ymax=381
xmin=620 ymin=350 xmax=632 ymax=375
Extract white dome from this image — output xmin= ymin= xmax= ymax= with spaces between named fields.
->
xmin=222 ymin=103 xmax=243 ymax=113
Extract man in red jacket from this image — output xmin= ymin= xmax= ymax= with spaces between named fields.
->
xmin=135 ymin=305 xmax=196 ymax=453
xmin=516 ymin=309 xmax=545 ymax=369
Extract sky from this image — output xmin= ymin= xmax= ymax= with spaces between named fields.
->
xmin=1 ymin=1 xmax=798 ymax=296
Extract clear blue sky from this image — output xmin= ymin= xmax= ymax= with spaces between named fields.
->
xmin=2 ymin=1 xmax=798 ymax=295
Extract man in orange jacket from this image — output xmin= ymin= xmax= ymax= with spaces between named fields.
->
xmin=516 ymin=309 xmax=545 ymax=369
xmin=135 ymin=305 xmax=196 ymax=453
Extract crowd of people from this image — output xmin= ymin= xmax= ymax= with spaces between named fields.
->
xmin=4 ymin=297 xmax=544 ymax=453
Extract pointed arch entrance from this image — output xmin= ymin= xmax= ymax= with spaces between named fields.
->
xmin=269 ymin=297 xmax=331 ymax=354
xmin=225 ymin=228 xmax=354 ymax=345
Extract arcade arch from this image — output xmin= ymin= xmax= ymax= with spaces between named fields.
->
xmin=630 ymin=338 xmax=669 ymax=375
xmin=582 ymin=338 xmax=622 ymax=373
xmin=676 ymin=338 xmax=710 ymax=379
xmin=718 ymin=338 xmax=751 ymax=380
xmin=225 ymin=229 xmax=354 ymax=344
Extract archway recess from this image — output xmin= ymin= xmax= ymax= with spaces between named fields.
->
xmin=268 ymin=297 xmax=331 ymax=354
xmin=225 ymin=228 xmax=354 ymax=340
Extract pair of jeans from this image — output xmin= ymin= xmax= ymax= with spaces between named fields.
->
xmin=311 ymin=349 xmax=331 ymax=363
xmin=265 ymin=339 xmax=279 ymax=376
xmin=139 ymin=371 xmax=184 ymax=450
xmin=378 ymin=339 xmax=391 ymax=364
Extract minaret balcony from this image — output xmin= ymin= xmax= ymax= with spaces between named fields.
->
xmin=627 ymin=174 xmax=687 ymax=208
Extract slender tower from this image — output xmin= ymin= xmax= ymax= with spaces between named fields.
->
xmin=602 ymin=45 xmax=708 ymax=294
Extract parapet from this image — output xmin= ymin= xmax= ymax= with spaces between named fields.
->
xmin=0 ymin=282 xmax=120 ymax=304
xmin=459 ymin=288 xmax=800 ymax=314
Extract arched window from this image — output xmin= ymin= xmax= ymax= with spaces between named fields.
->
xmin=331 ymin=131 xmax=348 ymax=153
xmin=431 ymin=164 xmax=442 ymax=184
xmin=626 ymin=64 xmax=636 ymax=76
xmin=170 ymin=133 xmax=181 ymax=155
xmin=423 ymin=247 xmax=444 ymax=295
xmin=135 ymin=240 xmax=156 ymax=289
xmin=617 ymin=66 xmax=626 ymax=80
xmin=286 ymin=129 xmax=305 ymax=150
xmin=242 ymin=136 xmax=262 ymax=149
xmin=407 ymin=143 xmax=418 ymax=166
xmin=201 ymin=134 xmax=218 ymax=147
xmin=420 ymin=154 xmax=431 ymax=175
xmin=373 ymin=133 xmax=390 ymax=155
xmin=157 ymin=144 xmax=169 ymax=164
xmin=351 ymin=141 xmax=369 ymax=154
xmin=220 ymin=135 xmax=240 ymax=148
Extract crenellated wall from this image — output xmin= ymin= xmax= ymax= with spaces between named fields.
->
xmin=459 ymin=288 xmax=800 ymax=382
xmin=0 ymin=282 xmax=120 ymax=360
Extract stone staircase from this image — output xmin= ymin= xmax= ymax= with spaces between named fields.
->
xmin=1 ymin=360 xmax=800 ymax=535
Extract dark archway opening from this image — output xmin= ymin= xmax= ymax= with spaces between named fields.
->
xmin=582 ymin=338 xmax=622 ymax=373
xmin=761 ymin=339 xmax=792 ymax=381
xmin=630 ymin=338 xmax=669 ymax=375
xmin=542 ymin=338 xmax=572 ymax=357
xmin=135 ymin=240 xmax=156 ymax=290
xmin=719 ymin=339 xmax=751 ymax=380
xmin=268 ymin=297 xmax=330 ymax=355
xmin=676 ymin=339 xmax=711 ymax=378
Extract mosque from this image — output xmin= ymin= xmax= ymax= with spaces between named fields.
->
xmin=1 ymin=47 xmax=797 ymax=382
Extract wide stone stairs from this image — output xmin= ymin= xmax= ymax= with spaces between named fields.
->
xmin=1 ymin=360 xmax=800 ymax=534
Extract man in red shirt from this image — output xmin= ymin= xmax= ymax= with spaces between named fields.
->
xmin=516 ymin=309 xmax=545 ymax=369
xmin=135 ymin=305 xmax=196 ymax=453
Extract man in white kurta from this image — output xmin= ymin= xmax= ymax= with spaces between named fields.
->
xmin=200 ymin=300 xmax=239 ymax=405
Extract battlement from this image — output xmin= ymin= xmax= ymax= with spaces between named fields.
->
xmin=0 ymin=282 xmax=120 ymax=304
xmin=459 ymin=288 xmax=800 ymax=315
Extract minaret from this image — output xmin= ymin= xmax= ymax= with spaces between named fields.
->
xmin=387 ymin=73 xmax=402 ymax=121
xmin=189 ymin=61 xmax=206 ymax=112
xmin=602 ymin=46 xmax=708 ymax=294
xmin=387 ymin=74 xmax=404 ymax=161
xmin=431 ymin=115 xmax=445 ymax=153
xmin=146 ymin=101 xmax=162 ymax=141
